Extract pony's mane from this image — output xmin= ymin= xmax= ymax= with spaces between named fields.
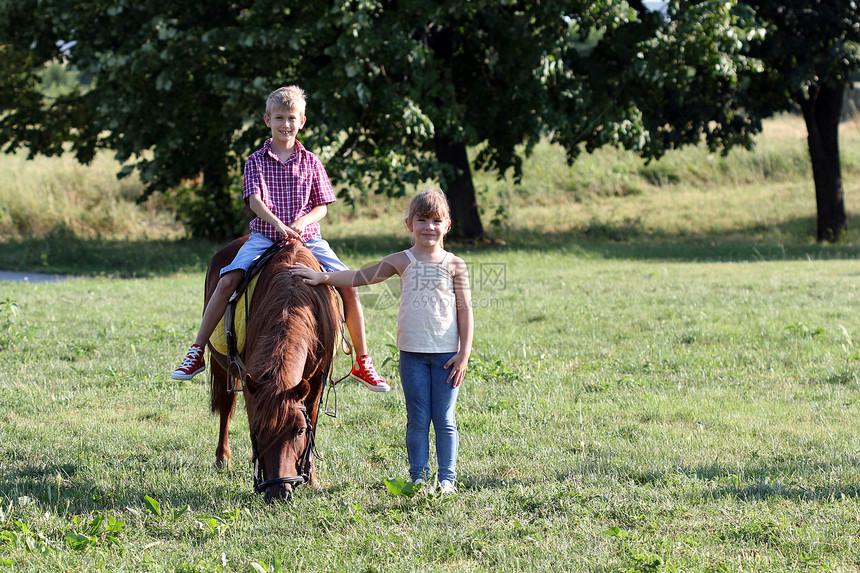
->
xmin=247 ymin=244 xmax=339 ymax=434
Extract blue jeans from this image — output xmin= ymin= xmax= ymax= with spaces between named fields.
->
xmin=399 ymin=351 xmax=459 ymax=483
xmin=220 ymin=232 xmax=349 ymax=276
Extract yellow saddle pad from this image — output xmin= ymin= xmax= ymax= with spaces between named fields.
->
xmin=209 ymin=275 xmax=260 ymax=355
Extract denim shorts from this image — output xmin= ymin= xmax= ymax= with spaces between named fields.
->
xmin=220 ymin=232 xmax=349 ymax=277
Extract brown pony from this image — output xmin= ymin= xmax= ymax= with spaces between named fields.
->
xmin=205 ymin=236 xmax=339 ymax=501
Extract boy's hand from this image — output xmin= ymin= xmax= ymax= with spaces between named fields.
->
xmin=288 ymin=264 xmax=322 ymax=285
xmin=277 ymin=222 xmax=302 ymax=243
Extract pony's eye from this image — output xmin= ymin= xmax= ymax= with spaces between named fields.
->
xmin=296 ymin=426 xmax=306 ymax=436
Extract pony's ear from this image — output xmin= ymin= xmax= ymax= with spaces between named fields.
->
xmin=288 ymin=379 xmax=311 ymax=402
xmin=244 ymin=373 xmax=258 ymax=396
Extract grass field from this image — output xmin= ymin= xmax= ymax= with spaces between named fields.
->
xmin=2 ymin=115 xmax=860 ymax=571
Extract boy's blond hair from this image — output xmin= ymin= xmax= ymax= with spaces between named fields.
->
xmin=407 ymin=189 xmax=451 ymax=224
xmin=266 ymin=85 xmax=306 ymax=116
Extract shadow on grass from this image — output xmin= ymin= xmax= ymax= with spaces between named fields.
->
xmin=337 ymin=215 xmax=860 ymax=263
xmin=3 ymin=215 xmax=860 ymax=277
xmin=488 ymin=214 xmax=860 ymax=262
xmin=0 ymin=234 xmax=222 ymax=278
xmin=0 ymin=461 xmax=260 ymax=513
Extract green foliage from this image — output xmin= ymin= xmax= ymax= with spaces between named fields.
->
xmin=250 ymin=560 xmax=284 ymax=573
xmin=745 ymin=1 xmax=860 ymax=98
xmin=383 ymin=477 xmax=421 ymax=497
xmin=469 ymin=353 xmax=522 ymax=385
xmin=0 ymin=0 xmax=588 ymax=237
xmin=163 ymin=181 xmax=248 ymax=240
xmin=550 ymin=1 xmax=762 ymax=163
xmin=11 ymin=0 xmax=854 ymax=239
xmin=1 ymin=519 xmax=55 ymax=556
xmin=65 ymin=513 xmax=126 ymax=550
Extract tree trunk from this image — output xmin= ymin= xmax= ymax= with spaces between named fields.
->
xmin=427 ymin=24 xmax=485 ymax=240
xmin=202 ymin=162 xmax=236 ymax=241
xmin=799 ymin=82 xmax=846 ymax=242
xmin=434 ymin=136 xmax=485 ymax=239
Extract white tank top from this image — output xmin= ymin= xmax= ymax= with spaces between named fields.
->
xmin=397 ymin=249 xmax=460 ymax=353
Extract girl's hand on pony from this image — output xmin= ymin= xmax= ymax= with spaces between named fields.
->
xmin=288 ymin=264 xmax=322 ymax=285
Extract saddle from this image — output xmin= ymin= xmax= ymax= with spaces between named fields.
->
xmin=209 ymin=275 xmax=259 ymax=356
xmin=210 ymin=241 xmax=286 ymax=390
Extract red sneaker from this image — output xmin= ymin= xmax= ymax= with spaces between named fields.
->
xmin=171 ymin=344 xmax=205 ymax=380
xmin=350 ymin=355 xmax=390 ymax=392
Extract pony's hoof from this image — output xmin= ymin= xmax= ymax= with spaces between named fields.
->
xmin=213 ymin=458 xmax=232 ymax=470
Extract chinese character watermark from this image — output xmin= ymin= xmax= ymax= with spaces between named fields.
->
xmin=357 ymin=261 xmax=508 ymax=311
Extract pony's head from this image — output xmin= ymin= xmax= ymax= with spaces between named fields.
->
xmin=245 ymin=375 xmax=313 ymax=501
xmin=240 ymin=244 xmax=338 ymax=501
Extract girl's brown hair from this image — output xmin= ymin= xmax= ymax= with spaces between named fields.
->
xmin=407 ymin=189 xmax=451 ymax=222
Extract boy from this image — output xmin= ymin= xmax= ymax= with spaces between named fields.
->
xmin=171 ymin=85 xmax=389 ymax=392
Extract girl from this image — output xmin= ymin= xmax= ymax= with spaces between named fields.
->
xmin=289 ymin=189 xmax=473 ymax=493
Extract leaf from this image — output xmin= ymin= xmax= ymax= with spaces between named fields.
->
xmin=384 ymin=477 xmax=419 ymax=497
xmin=142 ymin=495 xmax=162 ymax=517
xmin=250 ymin=562 xmax=268 ymax=573
xmin=172 ymin=505 xmax=190 ymax=521
xmin=106 ymin=515 xmax=126 ymax=533
xmin=85 ymin=514 xmax=105 ymax=536
xmin=602 ymin=526 xmax=628 ymax=537
xmin=65 ymin=533 xmax=92 ymax=550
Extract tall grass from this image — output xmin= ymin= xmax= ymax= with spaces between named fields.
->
xmin=322 ymin=113 xmax=860 ymax=251
xmin=3 ymin=113 xmax=859 ymax=248
xmin=0 ymin=150 xmax=179 ymax=241
xmin=468 ymin=113 xmax=860 ymax=242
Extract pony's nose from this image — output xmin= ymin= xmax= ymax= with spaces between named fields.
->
xmin=265 ymin=483 xmax=293 ymax=502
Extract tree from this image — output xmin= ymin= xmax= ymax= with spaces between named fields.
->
xmin=0 ymin=0 xmax=576 ymax=239
xmin=5 ymin=1 xmax=854 ymax=242
xmin=550 ymin=1 xmax=860 ymax=243
xmin=549 ymin=1 xmax=765 ymax=165
xmin=741 ymin=1 xmax=860 ymax=242
xmin=0 ymin=1 xmax=283 ymax=238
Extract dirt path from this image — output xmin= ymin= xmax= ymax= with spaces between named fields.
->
xmin=0 ymin=271 xmax=66 ymax=283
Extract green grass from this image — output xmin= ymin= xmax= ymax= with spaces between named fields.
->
xmin=2 ymin=253 xmax=860 ymax=571
xmin=2 ymin=114 xmax=860 ymax=571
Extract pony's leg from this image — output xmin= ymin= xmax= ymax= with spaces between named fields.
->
xmin=210 ymin=355 xmax=237 ymax=469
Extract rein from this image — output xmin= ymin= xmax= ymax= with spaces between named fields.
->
xmin=231 ymin=241 xmax=353 ymax=495
xmin=224 ymin=240 xmax=290 ymax=392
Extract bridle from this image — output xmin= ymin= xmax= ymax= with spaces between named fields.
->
xmin=251 ymin=368 xmax=332 ymax=494
xmin=252 ymin=402 xmax=317 ymax=492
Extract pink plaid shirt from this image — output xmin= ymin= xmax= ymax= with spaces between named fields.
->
xmin=243 ymin=139 xmax=336 ymax=243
